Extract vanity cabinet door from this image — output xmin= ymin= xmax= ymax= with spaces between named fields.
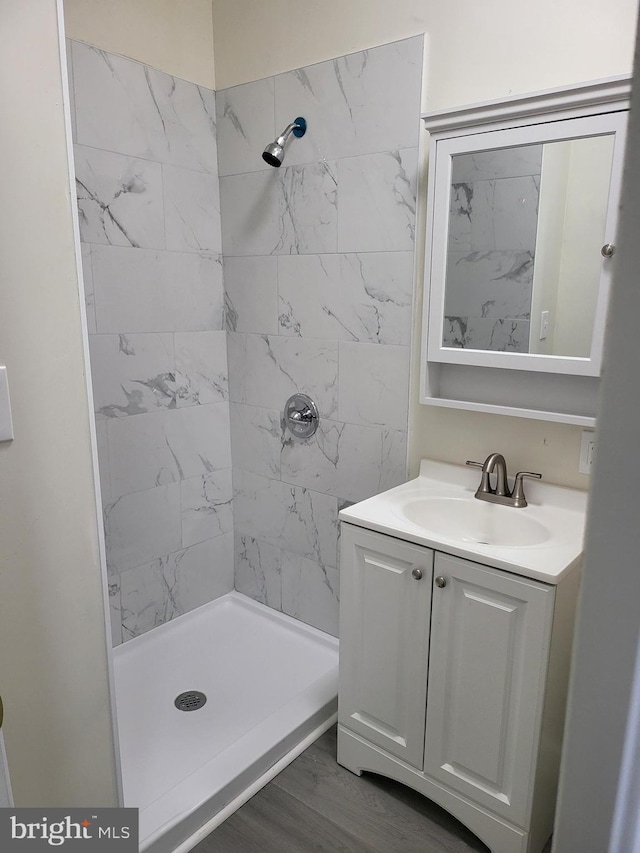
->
xmin=424 ymin=553 xmax=555 ymax=827
xmin=339 ymin=524 xmax=434 ymax=768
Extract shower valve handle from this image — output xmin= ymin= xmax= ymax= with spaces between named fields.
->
xmin=290 ymin=406 xmax=314 ymax=422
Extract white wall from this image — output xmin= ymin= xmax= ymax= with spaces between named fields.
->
xmin=553 ymin=11 xmax=640 ymax=849
xmin=211 ymin=0 xmax=638 ymax=489
xmin=63 ymin=0 xmax=215 ymax=88
xmin=0 ymin=0 xmax=119 ymax=806
xmin=211 ymin=0 xmax=637 ymax=103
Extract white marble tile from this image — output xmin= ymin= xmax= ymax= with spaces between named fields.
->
xmin=277 ymin=254 xmax=339 ymax=337
xmin=174 ymin=331 xmax=228 ymax=406
xmin=74 ymin=145 xmax=164 ymax=248
xmin=230 ymin=403 xmax=282 ymax=479
xmin=338 ymin=342 xmax=410 ymax=430
xmin=177 ymin=533 xmax=234 ymax=608
xmin=158 ymin=402 xmax=232 ymax=482
xmin=149 ymin=75 xmax=217 ymax=174
xmin=163 ymin=165 xmax=222 ymax=253
xmin=224 ymin=256 xmax=279 ymax=333
xmin=471 ymin=176 xmax=540 ymax=252
xmin=227 ymin=333 xmax=338 ymax=418
xmin=275 ymin=160 xmax=338 ymax=254
xmin=72 ymin=42 xmax=218 ymax=172
xmin=442 ymin=317 xmax=468 ymax=348
xmin=181 ymin=469 xmax=233 ymax=547
xmin=104 ymin=483 xmax=182 ymax=575
xmin=274 ymin=36 xmax=423 ymax=167
xmin=94 ymin=418 xmax=112 ymax=506
xmin=233 ymin=470 xmax=338 ymax=568
xmin=80 ymin=243 xmax=96 ymax=333
xmin=220 ymin=170 xmax=283 ymax=256
xmin=120 ymin=533 xmax=234 ymax=640
xmin=443 ymin=316 xmax=531 ymax=352
xmin=108 ymin=579 xmax=122 ymax=646
xmin=471 ymin=318 xmax=529 ymax=352
xmin=216 ymin=77 xmax=275 ymax=176
xmin=281 ymin=419 xmax=407 ymax=502
xmin=448 ymin=183 xmax=473 ymax=251
xmin=451 ymin=144 xmax=543 ymax=182
xmin=234 ymin=533 xmax=282 ymax=609
xmin=92 ymin=246 xmax=224 ymax=333
xmin=73 ymin=41 xmax=161 ymax=160
xmin=281 ymin=551 xmax=339 ymax=637
xmin=121 ymin=560 xmax=175 ymax=640
xmin=279 ymin=481 xmax=339 ymax=569
xmin=220 ymin=161 xmax=338 ymax=256
xmin=89 ymin=333 xmax=175 ymax=418
xmin=70 ymin=43 xmax=144 ymax=152
xmin=278 ymin=252 xmax=414 ymax=344
xmin=338 ymin=149 xmax=418 ymax=252
xmin=232 ymin=469 xmax=285 ymax=547
xmin=444 ymin=250 xmax=534 ymax=319
xmin=107 ymin=403 xmax=232 ymax=498
xmin=377 ymin=429 xmax=409 ymax=494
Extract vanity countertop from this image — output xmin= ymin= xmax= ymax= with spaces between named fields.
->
xmin=339 ymin=459 xmax=587 ymax=585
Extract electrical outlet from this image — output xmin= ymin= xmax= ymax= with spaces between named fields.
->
xmin=579 ymin=430 xmax=596 ymax=474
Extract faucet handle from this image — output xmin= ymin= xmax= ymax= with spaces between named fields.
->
xmin=466 ymin=459 xmax=493 ymax=495
xmin=512 ymin=471 xmax=542 ymax=508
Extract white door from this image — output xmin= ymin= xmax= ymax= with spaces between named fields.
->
xmin=424 ymin=553 xmax=555 ymax=827
xmin=338 ymin=525 xmax=433 ymax=768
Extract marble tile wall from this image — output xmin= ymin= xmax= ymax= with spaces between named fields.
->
xmin=218 ymin=37 xmax=424 ymax=637
xmin=444 ymin=146 xmax=542 ymax=352
xmin=68 ymin=42 xmax=233 ymax=645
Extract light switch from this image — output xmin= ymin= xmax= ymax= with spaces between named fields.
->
xmin=539 ymin=310 xmax=550 ymax=340
xmin=0 ymin=367 xmax=14 ymax=441
xmin=579 ymin=430 xmax=595 ymax=474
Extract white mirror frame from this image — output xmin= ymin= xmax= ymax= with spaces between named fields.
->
xmin=420 ymin=76 xmax=631 ymax=426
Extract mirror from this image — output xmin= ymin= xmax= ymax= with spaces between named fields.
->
xmin=425 ymin=108 xmax=627 ymax=378
xmin=444 ymin=135 xmax=615 ymax=358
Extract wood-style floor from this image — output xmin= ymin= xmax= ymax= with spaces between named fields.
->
xmin=193 ymin=725 xmax=509 ymax=852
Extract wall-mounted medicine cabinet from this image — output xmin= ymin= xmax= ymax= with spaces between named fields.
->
xmin=420 ymin=76 xmax=630 ymax=426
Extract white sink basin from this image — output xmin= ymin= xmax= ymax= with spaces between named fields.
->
xmin=400 ymin=497 xmax=550 ymax=547
xmin=339 ymin=459 xmax=587 ymax=584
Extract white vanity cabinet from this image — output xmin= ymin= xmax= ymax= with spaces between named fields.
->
xmin=338 ymin=526 xmax=434 ymax=767
xmin=338 ymin=523 xmax=580 ymax=853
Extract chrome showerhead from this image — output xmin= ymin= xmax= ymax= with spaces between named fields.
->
xmin=262 ymin=117 xmax=307 ymax=167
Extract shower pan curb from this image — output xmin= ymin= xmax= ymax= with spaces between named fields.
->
xmin=141 ymin=681 xmax=338 ymax=853
xmin=167 ymin=713 xmax=337 ymax=853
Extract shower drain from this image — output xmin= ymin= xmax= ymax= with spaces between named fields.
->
xmin=174 ymin=691 xmax=207 ymax=712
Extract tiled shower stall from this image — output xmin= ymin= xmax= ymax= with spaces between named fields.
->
xmin=68 ymin=35 xmax=424 ymax=645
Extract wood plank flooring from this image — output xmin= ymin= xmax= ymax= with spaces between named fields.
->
xmin=193 ymin=725 xmax=504 ymax=853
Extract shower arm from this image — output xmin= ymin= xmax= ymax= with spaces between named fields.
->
xmin=275 ymin=122 xmax=302 ymax=148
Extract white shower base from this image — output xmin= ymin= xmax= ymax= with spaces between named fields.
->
xmin=113 ymin=591 xmax=339 ymax=853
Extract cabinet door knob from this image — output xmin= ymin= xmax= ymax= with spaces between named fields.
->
xmin=435 ymin=576 xmax=447 ymax=588
xmin=411 ymin=567 xmax=423 ymax=580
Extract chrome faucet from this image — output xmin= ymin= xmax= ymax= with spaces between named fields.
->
xmin=466 ymin=453 xmax=542 ymax=508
